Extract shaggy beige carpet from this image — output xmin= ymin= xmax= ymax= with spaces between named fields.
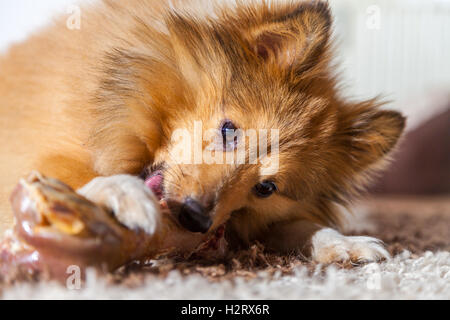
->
xmin=1 ymin=197 xmax=449 ymax=300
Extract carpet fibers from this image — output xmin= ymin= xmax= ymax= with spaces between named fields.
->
xmin=1 ymin=197 xmax=449 ymax=300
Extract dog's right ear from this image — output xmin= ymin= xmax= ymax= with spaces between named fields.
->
xmin=240 ymin=1 xmax=332 ymax=74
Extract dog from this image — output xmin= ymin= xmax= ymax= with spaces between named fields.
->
xmin=0 ymin=0 xmax=405 ymax=264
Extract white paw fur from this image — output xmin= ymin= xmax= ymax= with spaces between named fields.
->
xmin=77 ymin=175 xmax=161 ymax=235
xmin=311 ymin=228 xmax=390 ymax=264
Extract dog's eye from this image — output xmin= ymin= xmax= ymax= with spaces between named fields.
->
xmin=253 ymin=181 xmax=277 ymax=198
xmin=221 ymin=120 xmax=237 ymax=150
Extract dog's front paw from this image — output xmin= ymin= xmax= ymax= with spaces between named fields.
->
xmin=77 ymin=175 xmax=161 ymax=235
xmin=311 ymin=228 xmax=390 ymax=265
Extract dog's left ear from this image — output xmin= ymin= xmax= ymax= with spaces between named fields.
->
xmin=243 ymin=1 xmax=332 ymax=74
xmin=339 ymin=103 xmax=406 ymax=171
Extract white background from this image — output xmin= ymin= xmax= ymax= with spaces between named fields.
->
xmin=0 ymin=0 xmax=79 ymax=51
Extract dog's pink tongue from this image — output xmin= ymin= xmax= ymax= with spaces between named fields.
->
xmin=144 ymin=171 xmax=163 ymax=200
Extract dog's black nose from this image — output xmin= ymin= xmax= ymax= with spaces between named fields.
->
xmin=178 ymin=198 xmax=212 ymax=233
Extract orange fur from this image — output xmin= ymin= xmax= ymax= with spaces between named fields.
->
xmin=0 ymin=0 xmax=405 ymax=256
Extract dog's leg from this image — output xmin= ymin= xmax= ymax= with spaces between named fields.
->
xmin=310 ymin=228 xmax=390 ymax=264
xmin=262 ymin=220 xmax=390 ymax=264
xmin=77 ymin=175 xmax=161 ymax=234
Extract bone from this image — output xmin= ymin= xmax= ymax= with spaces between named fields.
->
xmin=0 ymin=173 xmax=222 ymax=282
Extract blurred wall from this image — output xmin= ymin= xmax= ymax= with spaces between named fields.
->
xmin=0 ymin=0 xmax=79 ymax=52
xmin=330 ymin=0 xmax=450 ymax=130
xmin=329 ymin=0 xmax=450 ymax=195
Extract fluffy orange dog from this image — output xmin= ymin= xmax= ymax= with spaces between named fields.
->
xmin=0 ymin=0 xmax=405 ymax=264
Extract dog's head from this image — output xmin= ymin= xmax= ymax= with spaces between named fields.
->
xmin=93 ymin=1 xmax=405 ymax=237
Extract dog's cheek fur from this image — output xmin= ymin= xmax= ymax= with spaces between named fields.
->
xmin=285 ymin=104 xmax=405 ymax=229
